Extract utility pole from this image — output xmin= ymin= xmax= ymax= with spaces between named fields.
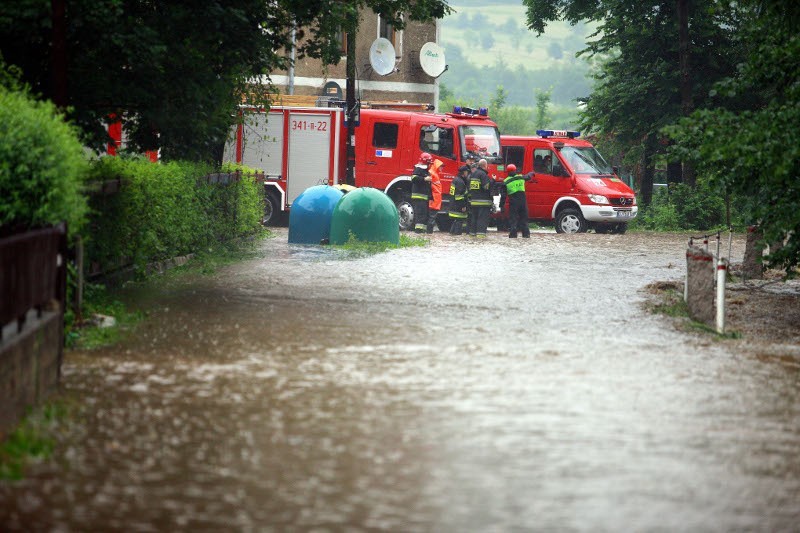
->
xmin=345 ymin=10 xmax=357 ymax=186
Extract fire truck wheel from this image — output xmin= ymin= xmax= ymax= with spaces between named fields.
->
xmin=436 ymin=214 xmax=453 ymax=232
xmin=611 ymin=223 xmax=628 ymax=235
xmin=555 ymin=207 xmax=587 ymax=234
xmin=262 ymin=193 xmax=280 ymax=226
xmin=396 ymin=197 xmax=414 ymax=231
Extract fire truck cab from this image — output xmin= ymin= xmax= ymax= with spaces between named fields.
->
xmin=501 ymin=131 xmax=637 ymax=234
xmin=356 ymin=105 xmax=503 ymax=230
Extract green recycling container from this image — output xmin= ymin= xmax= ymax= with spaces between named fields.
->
xmin=329 ymin=187 xmax=399 ymax=245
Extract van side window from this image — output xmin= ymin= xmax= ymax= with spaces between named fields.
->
xmin=419 ymin=126 xmax=455 ymax=159
xmin=503 ymin=146 xmax=524 ymax=169
xmin=534 ymin=148 xmax=555 ymax=174
xmin=373 ymin=123 xmax=399 ymax=149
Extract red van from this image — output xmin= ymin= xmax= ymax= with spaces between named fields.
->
xmin=501 ymin=131 xmax=637 ymax=234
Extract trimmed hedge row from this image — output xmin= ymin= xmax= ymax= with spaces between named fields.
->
xmin=0 ymin=87 xmax=87 ymax=237
xmin=85 ymin=157 xmax=263 ymax=275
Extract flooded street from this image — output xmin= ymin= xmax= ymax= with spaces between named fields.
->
xmin=3 ymin=228 xmax=799 ymax=531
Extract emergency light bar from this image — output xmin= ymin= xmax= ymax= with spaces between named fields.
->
xmin=537 ymin=129 xmax=580 ymax=139
xmin=452 ymin=105 xmax=489 ymax=117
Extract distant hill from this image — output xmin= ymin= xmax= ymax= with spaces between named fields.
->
xmin=438 ymin=2 xmax=596 ymax=109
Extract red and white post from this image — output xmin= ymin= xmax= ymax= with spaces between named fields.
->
xmin=715 ymin=258 xmax=727 ymax=334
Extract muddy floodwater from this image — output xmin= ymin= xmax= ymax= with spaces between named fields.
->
xmin=3 ymin=229 xmax=800 ymax=531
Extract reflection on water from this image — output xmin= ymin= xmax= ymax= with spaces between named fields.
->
xmin=2 ymin=229 xmax=799 ymax=531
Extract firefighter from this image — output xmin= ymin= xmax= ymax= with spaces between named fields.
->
xmin=468 ymin=158 xmax=493 ymax=238
xmin=448 ymin=164 xmax=470 ymax=235
xmin=503 ymin=164 xmax=532 ymax=238
xmin=426 ymin=158 xmax=444 ymax=233
xmin=411 ymin=152 xmax=433 ymax=233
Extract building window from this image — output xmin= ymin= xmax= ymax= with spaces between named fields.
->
xmin=379 ymin=16 xmax=395 ymax=46
xmin=373 ymin=123 xmax=399 ymax=149
xmin=335 ymin=27 xmax=347 ymax=56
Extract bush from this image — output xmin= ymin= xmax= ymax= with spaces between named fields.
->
xmin=632 ymin=180 xmax=729 ymax=231
xmin=86 ymin=157 xmax=263 ymax=274
xmin=0 ymin=88 xmax=88 ymax=236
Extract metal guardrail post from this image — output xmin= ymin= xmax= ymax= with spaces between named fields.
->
xmin=716 ymin=258 xmax=727 ymax=334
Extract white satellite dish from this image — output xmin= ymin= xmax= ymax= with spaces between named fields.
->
xmin=369 ymin=37 xmax=397 ymax=76
xmin=419 ymin=42 xmax=447 ymax=78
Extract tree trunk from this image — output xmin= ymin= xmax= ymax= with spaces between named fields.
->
xmin=51 ymin=0 xmax=68 ymax=108
xmin=742 ymin=225 xmax=764 ymax=280
xmin=641 ymin=133 xmax=657 ymax=207
xmin=677 ymin=0 xmax=696 ymax=187
xmin=667 ymin=161 xmax=682 ymax=184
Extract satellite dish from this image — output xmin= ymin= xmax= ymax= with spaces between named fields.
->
xmin=369 ymin=38 xmax=397 ymax=76
xmin=419 ymin=42 xmax=447 ymax=78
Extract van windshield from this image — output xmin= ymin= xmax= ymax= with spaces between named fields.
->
xmin=460 ymin=125 xmax=502 ymax=163
xmin=560 ymin=146 xmax=613 ymax=175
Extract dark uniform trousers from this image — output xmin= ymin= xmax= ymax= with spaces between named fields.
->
xmin=508 ymin=192 xmax=530 ymax=238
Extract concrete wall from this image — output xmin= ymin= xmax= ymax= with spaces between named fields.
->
xmin=686 ymin=246 xmax=715 ymax=325
xmin=0 ymin=311 xmax=62 ymax=438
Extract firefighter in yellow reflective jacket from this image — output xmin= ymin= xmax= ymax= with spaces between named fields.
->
xmin=448 ymin=164 xmax=470 ymax=235
xmin=503 ymin=164 xmax=533 ymax=238
xmin=410 ymin=152 xmax=433 ymax=233
xmin=468 ymin=159 xmax=493 ymax=238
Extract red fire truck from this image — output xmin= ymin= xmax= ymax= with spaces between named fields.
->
xmin=223 ymin=104 xmax=504 ymax=230
xmin=501 ymin=130 xmax=637 ymax=234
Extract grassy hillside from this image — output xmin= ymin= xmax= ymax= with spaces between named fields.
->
xmin=438 ymin=2 xmax=596 ymax=114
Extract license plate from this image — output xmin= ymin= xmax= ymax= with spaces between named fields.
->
xmin=617 ymin=210 xmax=632 ymax=218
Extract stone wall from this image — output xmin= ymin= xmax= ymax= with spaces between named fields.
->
xmin=0 ymin=311 xmax=62 ymax=438
xmin=686 ymin=245 xmax=715 ymax=325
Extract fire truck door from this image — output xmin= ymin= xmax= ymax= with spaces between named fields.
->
xmin=361 ymin=119 xmax=405 ymax=186
xmin=241 ymin=112 xmax=284 ymax=179
xmin=287 ymin=112 xmax=333 ymax=204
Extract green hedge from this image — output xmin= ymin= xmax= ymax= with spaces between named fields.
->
xmin=631 ymin=180 xmax=738 ymax=231
xmin=86 ymin=157 xmax=263 ymax=274
xmin=0 ymin=87 xmax=88 ymax=236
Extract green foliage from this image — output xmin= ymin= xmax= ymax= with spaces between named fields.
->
xmin=631 ymin=181 xmax=728 ymax=231
xmin=0 ymin=87 xmax=88 ymax=236
xmin=0 ymin=401 xmax=70 ymax=480
xmin=534 ymin=88 xmax=553 ymax=129
xmin=334 ymin=231 xmax=427 ymax=256
xmin=85 ymin=158 xmax=263 ymax=275
xmin=0 ymin=0 xmax=451 ymax=162
xmin=65 ymin=282 xmax=145 ymax=350
xmin=664 ymin=2 xmax=800 ymax=269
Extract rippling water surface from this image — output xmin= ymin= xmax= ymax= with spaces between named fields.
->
xmin=2 ymin=229 xmax=799 ymax=531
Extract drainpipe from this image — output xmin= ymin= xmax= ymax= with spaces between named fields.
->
xmin=288 ymin=22 xmax=296 ymax=95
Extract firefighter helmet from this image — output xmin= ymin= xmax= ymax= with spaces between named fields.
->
xmin=419 ymin=152 xmax=433 ymax=165
xmin=506 ymin=164 xmax=517 ymax=174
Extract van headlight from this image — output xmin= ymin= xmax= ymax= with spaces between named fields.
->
xmin=588 ymin=194 xmax=609 ymax=205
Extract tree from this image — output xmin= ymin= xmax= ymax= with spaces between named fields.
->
xmin=534 ymin=88 xmax=552 ymax=129
xmin=0 ymin=0 xmax=451 ymax=162
xmin=522 ymin=0 xmax=742 ymax=204
xmin=666 ymin=1 xmax=800 ymax=270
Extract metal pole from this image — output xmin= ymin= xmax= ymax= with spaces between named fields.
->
xmin=684 ymin=245 xmax=690 ymax=302
xmin=345 ymin=16 xmax=357 ymax=186
xmin=716 ymin=258 xmax=727 ymax=333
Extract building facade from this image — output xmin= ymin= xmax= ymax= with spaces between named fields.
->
xmin=267 ymin=10 xmax=442 ymax=109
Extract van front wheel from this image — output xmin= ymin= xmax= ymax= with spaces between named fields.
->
xmin=555 ymin=208 xmax=588 ymax=234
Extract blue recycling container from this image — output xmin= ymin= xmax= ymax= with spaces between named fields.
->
xmin=329 ymin=187 xmax=399 ymax=245
xmin=288 ymin=185 xmax=345 ymax=244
